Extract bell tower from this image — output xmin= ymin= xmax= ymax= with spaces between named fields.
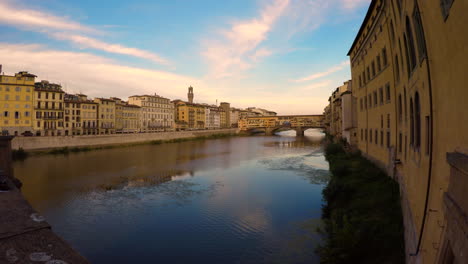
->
xmin=188 ymin=86 xmax=194 ymax=103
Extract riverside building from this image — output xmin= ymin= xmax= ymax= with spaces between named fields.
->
xmin=325 ymin=1 xmax=468 ymax=263
xmin=93 ymin=98 xmax=116 ymax=134
xmin=77 ymin=94 xmax=98 ymax=135
xmin=0 ymin=70 xmax=36 ymax=136
xmin=128 ymin=94 xmax=174 ymax=132
xmin=33 ymin=80 xmax=65 ymax=136
xmin=64 ymin=94 xmax=83 ymax=136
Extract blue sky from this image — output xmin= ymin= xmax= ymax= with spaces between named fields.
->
xmin=0 ymin=0 xmax=371 ymax=114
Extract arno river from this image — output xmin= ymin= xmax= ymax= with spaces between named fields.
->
xmin=15 ymin=129 xmax=329 ymax=264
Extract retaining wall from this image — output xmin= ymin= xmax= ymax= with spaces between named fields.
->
xmin=12 ymin=129 xmax=239 ymax=151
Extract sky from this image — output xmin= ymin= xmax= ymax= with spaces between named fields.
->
xmin=0 ymin=0 xmax=371 ymax=115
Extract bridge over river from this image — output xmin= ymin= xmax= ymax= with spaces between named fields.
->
xmin=239 ymin=115 xmax=324 ymax=136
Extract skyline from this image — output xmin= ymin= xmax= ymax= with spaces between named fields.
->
xmin=0 ymin=0 xmax=371 ymax=114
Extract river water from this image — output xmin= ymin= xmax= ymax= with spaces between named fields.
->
xmin=14 ymin=129 xmax=329 ymax=264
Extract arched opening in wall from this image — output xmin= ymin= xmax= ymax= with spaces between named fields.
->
xmin=406 ymin=16 xmax=417 ymax=73
xmin=410 ymin=98 xmax=414 ymax=147
xmin=415 ymin=92 xmax=421 ymax=150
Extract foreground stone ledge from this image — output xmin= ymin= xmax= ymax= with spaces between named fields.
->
xmin=0 ymin=188 xmax=89 ymax=264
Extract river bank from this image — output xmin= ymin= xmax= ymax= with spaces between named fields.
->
xmin=12 ymin=129 xmax=239 ymax=159
xmin=317 ymin=139 xmax=405 ymax=264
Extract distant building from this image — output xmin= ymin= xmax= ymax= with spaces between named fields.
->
xmin=64 ymin=94 xmax=83 ymax=136
xmin=173 ymin=100 xmax=205 ymax=130
xmin=34 ymin=80 xmax=65 ymax=136
xmin=0 ymin=70 xmax=36 ymax=136
xmin=77 ymin=94 xmax=98 ymax=135
xmin=187 ymin=86 xmax=194 ymax=103
xmin=93 ymin=98 xmax=116 ymax=134
xmin=128 ymin=94 xmax=174 ymax=132
xmin=219 ymin=102 xmax=230 ymax=128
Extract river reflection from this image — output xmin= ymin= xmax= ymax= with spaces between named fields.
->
xmin=15 ymin=129 xmax=329 ymax=264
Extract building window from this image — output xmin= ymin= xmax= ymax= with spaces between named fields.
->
xmin=381 ymin=131 xmax=384 ymax=146
xmin=372 ymin=61 xmax=376 ymax=77
xmin=389 ymin=20 xmax=395 ymax=43
xmin=381 ymin=115 xmax=384 ymax=128
xmin=395 ymin=55 xmax=400 ymax=81
xmin=385 ymin=84 xmax=391 ymax=102
xmin=425 ymin=116 xmax=431 ymax=155
xmin=375 ymin=130 xmax=378 ymax=145
xmin=404 ymin=87 xmax=408 ymax=122
xmin=406 ymin=17 xmax=417 ymax=74
xmin=38 ymin=92 xmax=41 ymax=99
xmin=379 ymin=88 xmax=384 ymax=105
xmin=15 ymin=87 xmax=21 ymax=92
xmin=410 ymin=98 xmax=414 ymax=146
xmin=382 ymin=47 xmax=388 ymax=66
xmin=415 ymin=92 xmax=421 ymax=149
xmin=15 ymin=111 xmax=19 ymax=119
xmin=440 ymin=0 xmax=455 ymax=19
xmin=367 ymin=67 xmax=370 ymax=81
xmin=370 ymin=129 xmax=372 ymax=143
xmin=373 ymin=91 xmax=378 ymax=106
xmin=398 ymin=94 xmax=403 ymax=122
xmin=4 ymin=111 xmax=8 ymax=117
xmin=377 ymin=56 xmax=381 ymax=72
xmin=413 ymin=4 xmax=427 ymax=61
xmin=361 ymin=129 xmax=363 ymax=141
xmin=399 ymin=133 xmax=403 ymax=153
xmin=364 ymin=97 xmax=368 ymax=109
xmin=46 ymin=93 xmax=49 ymax=99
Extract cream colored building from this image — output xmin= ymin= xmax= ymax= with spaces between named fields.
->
xmin=33 ymin=80 xmax=65 ymax=136
xmin=94 ymin=98 xmax=115 ymax=134
xmin=128 ymin=94 xmax=174 ymax=132
xmin=0 ymin=70 xmax=36 ymax=136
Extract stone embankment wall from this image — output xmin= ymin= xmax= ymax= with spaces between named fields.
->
xmin=12 ymin=129 xmax=239 ymax=151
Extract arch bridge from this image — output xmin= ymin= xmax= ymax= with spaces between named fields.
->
xmin=239 ymin=115 xmax=324 ymax=136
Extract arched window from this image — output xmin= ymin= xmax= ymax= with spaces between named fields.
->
xmin=406 ymin=17 xmax=417 ymax=73
xmin=415 ymin=92 xmax=421 ymax=149
xmin=410 ymin=98 xmax=414 ymax=146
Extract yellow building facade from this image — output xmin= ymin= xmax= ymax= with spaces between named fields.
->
xmin=0 ymin=71 xmax=36 ymax=136
xmin=173 ymin=100 xmax=205 ymax=130
xmin=33 ymin=80 xmax=65 ymax=136
xmin=64 ymin=94 xmax=83 ymax=136
xmin=344 ymin=1 xmax=468 ymax=263
xmin=76 ymin=94 xmax=98 ymax=135
xmin=94 ymin=98 xmax=116 ymax=134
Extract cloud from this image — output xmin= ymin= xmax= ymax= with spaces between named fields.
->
xmin=0 ymin=1 xmax=97 ymax=33
xmin=51 ymin=32 xmax=171 ymax=66
xmin=293 ymin=61 xmax=350 ymax=83
xmin=0 ymin=43 xmax=194 ymax=100
xmin=0 ymin=1 xmax=170 ymax=66
xmin=202 ymin=0 xmax=290 ymax=78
